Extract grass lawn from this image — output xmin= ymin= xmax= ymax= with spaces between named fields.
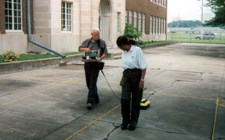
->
xmin=0 ymin=52 xmax=80 ymax=63
xmin=168 ymin=32 xmax=225 ymax=44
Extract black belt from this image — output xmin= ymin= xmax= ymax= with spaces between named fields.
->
xmin=124 ymin=68 xmax=141 ymax=73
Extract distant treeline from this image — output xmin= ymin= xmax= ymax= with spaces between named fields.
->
xmin=168 ymin=20 xmax=225 ymax=29
xmin=168 ymin=20 xmax=202 ymax=28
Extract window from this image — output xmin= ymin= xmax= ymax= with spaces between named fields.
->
xmin=61 ymin=2 xmax=72 ymax=32
xmin=152 ymin=16 xmax=155 ymax=34
xmin=164 ymin=19 xmax=167 ymax=33
xmin=138 ymin=12 xmax=142 ymax=31
xmin=161 ymin=18 xmax=164 ymax=34
xmin=5 ymin=0 xmax=22 ymax=31
xmin=117 ymin=12 xmax=121 ymax=33
xmin=142 ymin=14 xmax=145 ymax=34
xmin=156 ymin=17 xmax=159 ymax=34
xmin=129 ymin=11 xmax=132 ymax=24
xmin=133 ymin=11 xmax=137 ymax=28
xmin=163 ymin=0 xmax=167 ymax=6
xmin=150 ymin=16 xmax=153 ymax=34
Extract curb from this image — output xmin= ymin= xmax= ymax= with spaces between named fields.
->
xmin=0 ymin=54 xmax=82 ymax=74
xmin=0 ymin=43 xmax=176 ymax=74
xmin=140 ymin=42 xmax=177 ymax=49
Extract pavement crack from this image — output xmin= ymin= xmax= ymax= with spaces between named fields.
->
xmin=137 ymin=126 xmax=188 ymax=136
xmin=102 ymin=123 xmax=120 ymax=140
xmin=151 ymin=70 xmax=166 ymax=77
xmin=39 ymin=111 xmax=90 ymax=140
xmin=170 ymin=80 xmax=199 ymax=88
xmin=215 ymin=137 xmax=225 ymax=140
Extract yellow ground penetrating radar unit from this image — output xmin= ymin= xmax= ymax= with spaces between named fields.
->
xmin=140 ymin=98 xmax=151 ymax=109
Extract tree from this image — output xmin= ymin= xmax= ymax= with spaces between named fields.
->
xmin=168 ymin=20 xmax=202 ymax=28
xmin=206 ymin=0 xmax=225 ymax=26
xmin=124 ymin=23 xmax=142 ymax=39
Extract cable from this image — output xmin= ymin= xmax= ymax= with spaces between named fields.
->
xmin=101 ymin=70 xmax=153 ymax=100
xmin=100 ymin=70 xmax=121 ymax=100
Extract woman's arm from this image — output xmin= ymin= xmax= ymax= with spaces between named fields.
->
xmin=139 ymin=69 xmax=146 ymax=90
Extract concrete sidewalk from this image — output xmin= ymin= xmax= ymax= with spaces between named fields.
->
xmin=0 ymin=43 xmax=224 ymax=140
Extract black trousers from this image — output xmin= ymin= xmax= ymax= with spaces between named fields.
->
xmin=121 ymin=69 xmax=143 ymax=126
xmin=84 ymin=62 xmax=100 ymax=104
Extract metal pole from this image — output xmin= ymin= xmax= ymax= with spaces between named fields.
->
xmin=26 ymin=0 xmax=65 ymax=58
xmin=200 ymin=0 xmax=204 ymax=40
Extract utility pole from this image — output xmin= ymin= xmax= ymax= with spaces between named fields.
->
xmin=200 ymin=0 xmax=204 ymax=39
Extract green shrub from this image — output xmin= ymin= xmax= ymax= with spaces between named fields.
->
xmin=124 ymin=23 xmax=142 ymax=39
xmin=2 ymin=51 xmax=20 ymax=62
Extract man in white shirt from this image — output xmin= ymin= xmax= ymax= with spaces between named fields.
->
xmin=116 ymin=36 xmax=148 ymax=131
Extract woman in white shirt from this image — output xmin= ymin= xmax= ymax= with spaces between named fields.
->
xmin=116 ymin=36 xmax=148 ymax=131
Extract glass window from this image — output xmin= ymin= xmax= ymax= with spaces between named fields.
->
xmin=164 ymin=19 xmax=167 ymax=33
xmin=129 ymin=11 xmax=132 ymax=25
xmin=152 ymin=16 xmax=155 ymax=34
xmin=5 ymin=0 xmax=22 ymax=31
xmin=156 ymin=17 xmax=159 ymax=34
xmin=138 ymin=12 xmax=142 ymax=31
xmin=133 ymin=11 xmax=137 ymax=28
xmin=61 ymin=2 xmax=72 ymax=32
xmin=150 ymin=16 xmax=153 ymax=34
xmin=142 ymin=14 xmax=145 ymax=34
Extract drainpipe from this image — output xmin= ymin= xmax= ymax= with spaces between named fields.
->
xmin=26 ymin=0 xmax=65 ymax=58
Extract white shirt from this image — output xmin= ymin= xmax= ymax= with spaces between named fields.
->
xmin=121 ymin=45 xmax=148 ymax=70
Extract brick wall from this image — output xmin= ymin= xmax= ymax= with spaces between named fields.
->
xmin=0 ymin=0 xmax=5 ymax=34
xmin=126 ymin=0 xmax=167 ymax=35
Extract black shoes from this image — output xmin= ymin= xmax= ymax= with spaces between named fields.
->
xmin=128 ymin=124 xmax=136 ymax=131
xmin=121 ymin=123 xmax=137 ymax=131
xmin=87 ymin=100 xmax=99 ymax=110
xmin=87 ymin=103 xmax=93 ymax=110
xmin=121 ymin=123 xmax=129 ymax=130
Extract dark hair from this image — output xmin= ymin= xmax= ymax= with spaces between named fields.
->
xmin=116 ymin=36 xmax=136 ymax=48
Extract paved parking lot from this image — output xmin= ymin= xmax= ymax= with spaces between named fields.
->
xmin=0 ymin=43 xmax=225 ymax=140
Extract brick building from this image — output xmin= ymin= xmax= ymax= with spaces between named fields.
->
xmin=126 ymin=0 xmax=167 ymax=41
xmin=0 ymin=0 xmax=125 ymax=54
xmin=0 ymin=0 xmax=167 ymax=54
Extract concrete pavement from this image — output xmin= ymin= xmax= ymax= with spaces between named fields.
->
xmin=0 ymin=43 xmax=225 ymax=140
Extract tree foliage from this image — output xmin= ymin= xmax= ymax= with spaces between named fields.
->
xmin=168 ymin=20 xmax=202 ymax=28
xmin=124 ymin=23 xmax=142 ymax=39
xmin=206 ymin=0 xmax=225 ymax=26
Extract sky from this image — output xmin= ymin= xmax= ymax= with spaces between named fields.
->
xmin=168 ymin=0 xmax=215 ymax=22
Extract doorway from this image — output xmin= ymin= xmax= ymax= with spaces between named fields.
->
xmin=99 ymin=0 xmax=111 ymax=44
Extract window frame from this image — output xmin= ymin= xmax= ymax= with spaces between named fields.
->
xmin=133 ymin=11 xmax=137 ymax=28
xmin=138 ymin=12 xmax=142 ymax=32
xmin=61 ymin=1 xmax=73 ymax=32
xmin=142 ymin=14 xmax=146 ymax=34
xmin=5 ymin=0 xmax=23 ymax=32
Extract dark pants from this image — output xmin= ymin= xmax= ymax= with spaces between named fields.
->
xmin=84 ymin=62 xmax=100 ymax=104
xmin=121 ymin=69 xmax=143 ymax=126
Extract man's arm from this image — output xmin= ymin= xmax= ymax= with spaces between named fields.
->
xmin=79 ymin=47 xmax=91 ymax=52
xmin=78 ymin=39 xmax=91 ymax=52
